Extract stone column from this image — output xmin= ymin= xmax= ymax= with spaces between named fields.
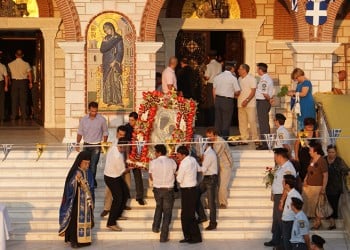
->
xmin=57 ymin=41 xmax=85 ymax=142
xmin=41 ymin=28 xmax=61 ymax=128
xmin=287 ymin=42 xmax=341 ymax=92
xmin=135 ymin=41 xmax=163 ymax=108
xmin=159 ymin=19 xmax=179 ymax=67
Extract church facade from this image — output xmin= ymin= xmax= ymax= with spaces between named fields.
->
xmin=0 ymin=0 xmax=349 ymax=141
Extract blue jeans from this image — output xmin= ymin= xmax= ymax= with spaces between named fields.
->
xmin=152 ymin=188 xmax=175 ymax=241
xmin=197 ymin=175 xmax=218 ymax=226
xmin=83 ymin=144 xmax=101 ymax=186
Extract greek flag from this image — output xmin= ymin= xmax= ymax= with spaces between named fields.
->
xmin=292 ymin=0 xmax=298 ymax=12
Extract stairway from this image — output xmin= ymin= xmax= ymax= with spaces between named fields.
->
xmin=0 ymin=149 xmax=346 ymax=241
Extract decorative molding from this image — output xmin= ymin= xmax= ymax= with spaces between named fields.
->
xmin=287 ymin=42 xmax=341 ymax=54
xmin=267 ymin=40 xmax=294 ymax=50
xmin=135 ymin=42 xmax=164 ymax=53
xmin=57 ymin=41 xmax=85 ymax=53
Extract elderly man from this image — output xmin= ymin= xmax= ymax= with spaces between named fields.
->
xmin=162 ymin=56 xmax=178 ymax=94
xmin=149 ymin=144 xmax=177 ymax=242
xmin=237 ymin=63 xmax=258 ymax=144
xmin=204 ymin=50 xmax=222 ymax=126
xmin=213 ymin=60 xmax=241 ymax=139
xmin=205 ymin=127 xmax=233 ymax=209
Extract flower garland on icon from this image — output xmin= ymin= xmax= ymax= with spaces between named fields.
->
xmin=126 ymin=90 xmax=197 ymax=169
xmin=263 ymin=166 xmax=276 ymax=188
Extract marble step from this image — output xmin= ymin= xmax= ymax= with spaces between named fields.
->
xmin=2 ymin=196 xmax=275 ymax=208
xmin=4 ymin=202 xmax=272 ymax=215
xmin=9 ymin=228 xmax=345 ymax=241
xmin=0 ymin=176 xmax=270 ymax=188
xmin=0 ymin=186 xmax=271 ymax=198
xmin=10 ymin=217 xmax=274 ymax=230
xmin=7 ymin=207 xmax=274 ymax=219
xmin=10 ymin=217 xmax=344 ymax=231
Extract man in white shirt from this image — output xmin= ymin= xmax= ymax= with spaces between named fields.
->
xmin=104 ymin=138 xmax=129 ymax=231
xmin=203 ymin=50 xmax=222 ymax=126
xmin=255 ymin=62 xmax=274 ymax=150
xmin=213 ymin=60 xmax=241 ymax=139
xmin=196 ymin=143 xmax=219 ymax=230
xmin=0 ymin=60 xmax=8 ymax=122
xmin=237 ymin=63 xmax=258 ymax=143
xmin=100 ymin=125 xmax=127 ymax=218
xmin=162 ymin=56 xmax=178 ymax=94
xmin=8 ymin=49 xmax=33 ymax=121
xmin=149 ymin=144 xmax=177 ymax=242
xmin=176 ymin=145 xmax=202 ymax=244
xmin=281 ymin=174 xmax=302 ymax=250
xmin=264 ymin=147 xmax=296 ymax=248
xmin=274 ymin=113 xmax=291 ymax=154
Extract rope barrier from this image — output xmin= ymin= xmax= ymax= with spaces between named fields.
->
xmin=1 ymin=133 xmax=348 ymax=161
xmin=1 ymin=135 xmax=350 ymax=148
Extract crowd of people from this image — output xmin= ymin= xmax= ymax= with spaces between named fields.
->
xmin=57 ymin=50 xmax=349 ymax=248
xmin=59 ymin=102 xmax=237 ymax=246
xmin=264 ymin=128 xmax=349 ymax=250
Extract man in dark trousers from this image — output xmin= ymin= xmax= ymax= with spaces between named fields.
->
xmin=149 ymin=144 xmax=177 ymax=242
xmin=255 ymin=62 xmax=274 ymax=150
xmin=213 ymin=60 xmax=241 ymax=139
xmin=8 ymin=49 xmax=33 ymax=121
xmin=125 ymin=111 xmax=145 ymax=205
xmin=176 ymin=145 xmax=202 ymax=244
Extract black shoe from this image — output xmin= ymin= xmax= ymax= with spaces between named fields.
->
xmin=152 ymin=228 xmax=160 ymax=233
xmin=160 ymin=238 xmax=169 ymax=243
xmin=205 ymin=224 xmax=217 ymax=230
xmin=136 ymin=199 xmax=145 ymax=205
xmin=100 ymin=210 xmax=109 ymax=217
xmin=256 ymin=145 xmax=268 ymax=150
xmin=179 ymin=239 xmax=190 ymax=243
xmin=188 ymin=239 xmax=202 ymax=244
xmin=197 ymin=218 xmax=208 ymax=224
xmin=71 ymin=243 xmax=79 ymax=248
xmin=264 ymin=241 xmax=276 ymax=247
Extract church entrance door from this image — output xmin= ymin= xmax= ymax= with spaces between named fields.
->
xmin=0 ymin=29 xmax=44 ymax=128
xmin=175 ymin=30 xmax=244 ymax=127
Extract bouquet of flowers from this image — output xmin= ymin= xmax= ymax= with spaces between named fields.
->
xmin=263 ymin=166 xmax=276 ymax=188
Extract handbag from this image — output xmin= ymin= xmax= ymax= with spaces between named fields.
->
xmin=315 ymin=193 xmax=333 ymax=218
xmin=293 ymin=92 xmax=301 ymax=116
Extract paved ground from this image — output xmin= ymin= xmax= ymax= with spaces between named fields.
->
xmin=6 ymin=238 xmax=350 ymax=250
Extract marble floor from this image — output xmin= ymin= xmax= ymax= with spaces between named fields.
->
xmin=6 ymin=238 xmax=350 ymax=250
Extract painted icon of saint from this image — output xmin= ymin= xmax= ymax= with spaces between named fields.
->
xmin=100 ymin=22 xmax=124 ymax=106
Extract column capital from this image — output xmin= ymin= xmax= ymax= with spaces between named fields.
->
xmin=287 ymin=42 xmax=341 ymax=54
xmin=135 ymin=42 xmax=163 ymax=54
